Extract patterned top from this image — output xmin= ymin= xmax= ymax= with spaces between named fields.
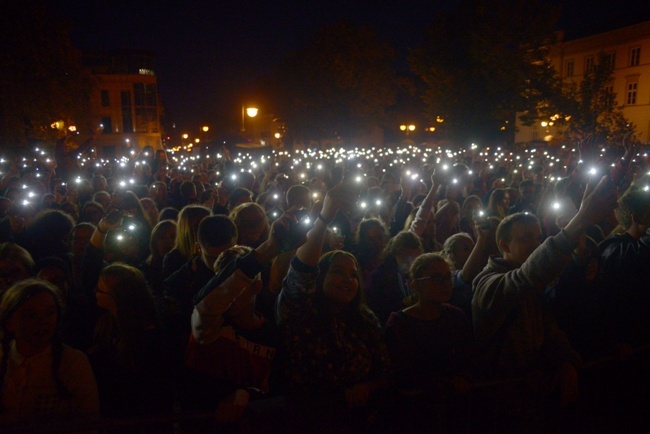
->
xmin=276 ymin=258 xmax=390 ymax=393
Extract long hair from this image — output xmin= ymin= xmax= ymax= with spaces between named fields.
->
xmin=147 ymin=219 xmax=177 ymax=266
xmin=487 ymin=188 xmax=508 ymax=219
xmin=173 ymin=205 xmax=211 ymax=260
xmin=93 ymin=264 xmax=159 ymax=368
xmin=313 ymin=251 xmax=379 ymax=325
xmin=0 ymin=279 xmax=70 ymax=412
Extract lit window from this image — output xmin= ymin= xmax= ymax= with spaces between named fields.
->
xmin=627 ymin=82 xmax=638 ymax=105
xmin=630 ymin=47 xmax=641 ymax=66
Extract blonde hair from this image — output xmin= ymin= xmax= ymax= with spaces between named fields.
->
xmin=174 ymin=205 xmax=211 ymax=260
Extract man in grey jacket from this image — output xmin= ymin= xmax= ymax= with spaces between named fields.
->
xmin=472 ymin=176 xmax=617 ymax=421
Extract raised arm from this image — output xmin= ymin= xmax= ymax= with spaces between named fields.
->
xmin=296 ymin=181 xmax=358 ymax=266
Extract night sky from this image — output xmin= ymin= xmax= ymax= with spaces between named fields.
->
xmin=50 ymin=0 xmax=648 ymax=134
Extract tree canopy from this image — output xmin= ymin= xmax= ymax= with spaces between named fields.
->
xmin=526 ymin=51 xmax=635 ymax=146
xmin=409 ymin=0 xmax=560 ymax=145
xmin=266 ymin=21 xmax=403 ymax=143
xmin=0 ymin=1 xmax=94 ymax=146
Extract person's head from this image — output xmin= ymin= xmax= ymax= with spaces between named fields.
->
xmin=384 ymin=231 xmax=424 ymax=275
xmin=461 ymin=195 xmax=482 ymax=219
xmin=35 ymin=257 xmax=71 ymax=299
xmin=91 ymin=175 xmax=108 ymax=193
xmin=27 ymin=209 xmax=75 ymax=249
xmin=174 ymin=205 xmax=212 ymax=260
xmin=229 ymin=203 xmax=269 ymax=248
xmin=488 ymin=188 xmax=509 ymax=216
xmin=180 ymin=181 xmax=197 ymax=203
xmin=140 ymin=197 xmax=159 ymax=227
xmin=93 ymin=191 xmax=111 ymax=211
xmin=59 ymin=201 xmax=79 ymax=223
xmin=159 ymin=207 xmax=179 ymax=222
xmin=496 ymin=212 xmax=542 ymax=267
xmin=69 ymin=223 xmax=95 ymax=260
xmin=149 ymin=220 xmax=177 ymax=261
xmin=356 ymin=218 xmax=388 ymax=254
xmin=196 ymin=215 xmax=238 ymax=269
xmin=96 ymin=264 xmax=156 ymax=323
xmin=616 ymin=184 xmax=650 ymax=231
xmin=286 ymin=185 xmax=312 ymax=210
xmin=39 ymin=193 xmax=57 ymax=211
xmin=442 ymin=233 xmax=475 ymax=269
xmin=120 ymin=191 xmax=148 ymax=222
xmin=409 ymin=253 xmax=454 ymax=304
xmin=1 ymin=279 xmax=63 ymax=356
xmin=518 ymin=179 xmax=535 ymax=203
xmin=316 ymin=251 xmax=363 ymax=310
xmin=149 ymin=181 xmax=168 ymax=205
xmin=228 ymin=187 xmax=254 ymax=209
xmin=0 ymin=196 xmax=11 ymax=219
xmin=95 ymin=264 xmax=158 ymax=367
xmin=0 ymin=243 xmax=34 ymax=295
xmin=80 ymin=201 xmax=105 ymax=226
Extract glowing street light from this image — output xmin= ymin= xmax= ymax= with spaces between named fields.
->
xmin=202 ymin=126 xmax=209 ymax=133
xmin=241 ymin=106 xmax=258 ymax=132
xmin=399 ymin=124 xmax=416 ymax=136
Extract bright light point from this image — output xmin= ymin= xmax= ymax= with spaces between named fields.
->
xmin=128 ymin=225 xmax=136 ymax=231
xmin=553 ymin=202 xmax=561 ymax=210
xmin=360 ymin=202 xmax=367 ymax=209
xmin=376 ymin=200 xmax=382 ymax=206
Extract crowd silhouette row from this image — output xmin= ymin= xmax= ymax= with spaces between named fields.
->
xmin=1 ymin=137 xmax=650 ymax=432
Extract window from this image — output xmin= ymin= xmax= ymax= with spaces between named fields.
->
xmin=100 ymin=116 xmax=112 ymax=133
xmin=566 ymin=60 xmax=574 ymax=77
xmin=603 ymin=52 xmax=616 ymax=69
xmin=604 ymin=84 xmax=614 ymax=95
xmin=101 ymin=90 xmax=109 ymax=107
xmin=627 ymin=82 xmax=638 ymax=105
xmin=121 ymin=91 xmax=133 ymax=133
xmin=585 ymin=56 xmax=594 ymax=73
xmin=133 ymin=83 xmax=157 ymax=107
xmin=630 ymin=47 xmax=641 ymax=66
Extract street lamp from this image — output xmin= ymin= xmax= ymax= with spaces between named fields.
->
xmin=400 ymin=124 xmax=416 ymax=136
xmin=202 ymin=126 xmax=209 ymax=133
xmin=241 ymin=106 xmax=258 ymax=132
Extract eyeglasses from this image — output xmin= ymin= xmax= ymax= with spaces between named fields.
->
xmin=414 ymin=273 xmax=453 ymax=285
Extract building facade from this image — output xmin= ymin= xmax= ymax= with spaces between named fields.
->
xmin=83 ymin=50 xmax=163 ymax=157
xmin=516 ymin=21 xmax=650 ymax=145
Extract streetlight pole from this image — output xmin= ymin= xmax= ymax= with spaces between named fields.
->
xmin=241 ymin=106 xmax=258 ymax=133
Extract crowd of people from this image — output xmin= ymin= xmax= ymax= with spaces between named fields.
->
xmin=0 ymin=133 xmax=649 ymax=432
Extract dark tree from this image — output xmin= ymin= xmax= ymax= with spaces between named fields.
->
xmin=409 ymin=0 xmax=560 ymax=145
xmin=0 ymin=1 xmax=94 ymax=146
xmin=266 ymin=21 xmax=402 ymax=143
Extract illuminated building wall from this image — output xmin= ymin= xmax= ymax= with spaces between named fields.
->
xmin=516 ymin=20 xmax=650 ymax=145
xmin=83 ymin=50 xmax=163 ymax=156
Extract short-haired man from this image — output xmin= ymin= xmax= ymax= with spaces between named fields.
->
xmin=472 ymin=177 xmax=617 ymax=425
